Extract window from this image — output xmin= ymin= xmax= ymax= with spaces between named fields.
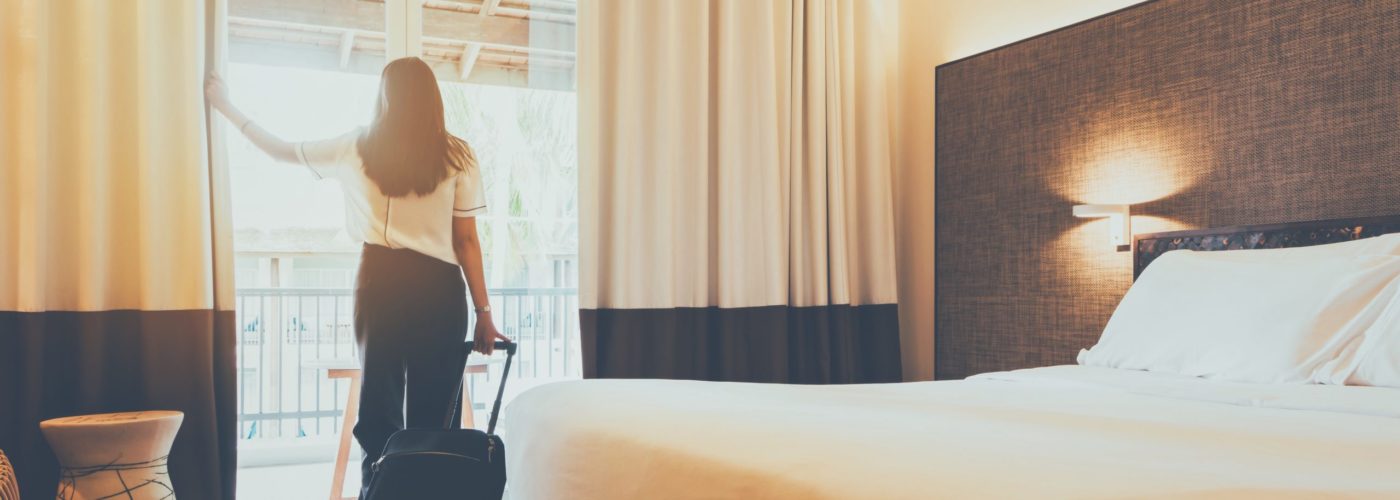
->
xmin=227 ymin=1 xmax=577 ymax=496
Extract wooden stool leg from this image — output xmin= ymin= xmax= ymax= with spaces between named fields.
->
xmin=460 ymin=377 xmax=476 ymax=429
xmin=331 ymin=373 xmax=362 ymax=500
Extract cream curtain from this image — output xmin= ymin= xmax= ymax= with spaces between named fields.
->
xmin=579 ymin=0 xmax=902 ymax=382
xmin=0 ymin=1 xmax=236 ymax=498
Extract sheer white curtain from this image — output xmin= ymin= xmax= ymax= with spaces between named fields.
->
xmin=578 ymin=0 xmax=902 ymax=382
xmin=0 ymin=1 xmax=236 ymax=497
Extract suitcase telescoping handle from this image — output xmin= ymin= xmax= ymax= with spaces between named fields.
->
xmin=447 ymin=340 xmax=516 ymax=434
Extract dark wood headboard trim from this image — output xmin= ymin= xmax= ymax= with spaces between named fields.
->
xmin=1132 ymin=215 xmax=1400 ymax=279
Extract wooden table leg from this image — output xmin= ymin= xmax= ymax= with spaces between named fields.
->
xmin=330 ymin=372 xmax=361 ymax=500
xmin=326 ymin=363 xmax=486 ymax=500
xmin=460 ymin=378 xmax=475 ymax=429
xmin=461 ymin=365 xmax=490 ymax=429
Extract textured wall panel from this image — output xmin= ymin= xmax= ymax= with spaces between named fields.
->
xmin=934 ymin=0 xmax=1400 ymax=380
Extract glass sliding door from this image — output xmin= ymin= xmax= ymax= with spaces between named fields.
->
xmin=423 ymin=0 xmax=581 ymax=410
xmin=227 ymin=1 xmax=577 ymax=497
xmin=226 ymin=1 xmax=390 ymax=498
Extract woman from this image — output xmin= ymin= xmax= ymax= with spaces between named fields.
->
xmin=206 ymin=57 xmax=510 ymax=497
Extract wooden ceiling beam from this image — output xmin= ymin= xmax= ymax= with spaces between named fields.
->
xmin=231 ymin=0 xmax=388 ymax=32
xmin=229 ymin=16 xmax=575 ymax=69
xmin=338 ymin=30 xmax=356 ymax=68
xmin=510 ymin=0 xmax=575 ymax=11
xmin=230 ymin=0 xmax=547 ymax=50
xmin=458 ymin=43 xmax=482 ymax=79
xmin=479 ymin=0 xmax=502 ymax=17
xmin=422 ymin=0 xmax=576 ymax=24
xmin=496 ymin=6 xmax=573 ymax=23
xmin=230 ymin=16 xmax=572 ymax=58
xmin=421 ymin=33 xmax=573 ymax=59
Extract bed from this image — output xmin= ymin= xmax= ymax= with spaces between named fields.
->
xmin=502 ymin=216 xmax=1400 ymax=499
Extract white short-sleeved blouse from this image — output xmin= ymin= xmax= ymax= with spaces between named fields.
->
xmin=296 ymin=127 xmax=488 ymax=265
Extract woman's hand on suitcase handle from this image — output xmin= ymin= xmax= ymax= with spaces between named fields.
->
xmin=473 ymin=314 xmax=512 ymax=355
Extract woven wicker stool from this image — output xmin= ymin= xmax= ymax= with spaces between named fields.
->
xmin=40 ymin=411 xmax=183 ymax=500
xmin=0 ymin=447 xmax=18 ymax=500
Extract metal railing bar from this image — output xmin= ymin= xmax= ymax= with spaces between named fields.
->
xmin=549 ymin=294 xmax=555 ymax=378
xmin=530 ymin=294 xmax=538 ymax=378
xmin=259 ymin=295 xmax=266 ymax=438
xmin=333 ymin=295 xmax=342 ymax=432
xmin=314 ymin=295 xmax=321 ymax=436
xmin=238 ymin=294 xmax=246 ymax=426
xmin=235 ymin=287 xmax=580 ymax=440
xmin=296 ymin=295 xmax=302 ymax=438
xmin=563 ymin=294 xmax=571 ymax=376
xmin=238 ymin=410 xmax=344 ymax=421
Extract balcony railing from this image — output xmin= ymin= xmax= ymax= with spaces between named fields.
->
xmin=235 ymin=287 xmax=580 ymax=440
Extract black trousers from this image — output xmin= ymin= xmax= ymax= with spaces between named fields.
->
xmin=353 ymin=244 xmax=468 ymax=498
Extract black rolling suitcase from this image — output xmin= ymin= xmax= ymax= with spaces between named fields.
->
xmin=364 ymin=340 xmax=516 ymax=500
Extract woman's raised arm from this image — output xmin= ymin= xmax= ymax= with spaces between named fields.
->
xmin=205 ymin=72 xmax=299 ymax=163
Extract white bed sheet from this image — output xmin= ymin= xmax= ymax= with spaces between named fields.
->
xmin=502 ymin=366 xmax=1400 ymax=499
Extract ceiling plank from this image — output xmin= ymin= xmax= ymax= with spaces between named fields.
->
xmin=229 ymin=16 xmax=575 ymax=60
xmin=231 ymin=0 xmax=387 ymax=31
xmin=230 ymin=0 xmax=541 ymax=49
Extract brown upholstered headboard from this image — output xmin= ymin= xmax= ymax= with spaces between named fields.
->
xmin=1132 ymin=215 xmax=1400 ymax=279
xmin=934 ymin=0 xmax=1400 ymax=380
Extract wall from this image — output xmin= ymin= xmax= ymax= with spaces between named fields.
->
xmin=933 ymin=0 xmax=1400 ymax=379
xmin=894 ymin=0 xmax=1141 ymax=380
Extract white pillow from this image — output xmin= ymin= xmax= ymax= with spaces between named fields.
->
xmin=1314 ymin=277 xmax=1400 ymax=388
xmin=1343 ymin=333 xmax=1400 ymax=388
xmin=1078 ymin=250 xmax=1400 ymax=384
xmin=1160 ymin=233 xmax=1400 ymax=387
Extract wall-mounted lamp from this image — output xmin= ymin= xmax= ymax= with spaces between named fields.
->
xmin=1073 ymin=204 xmax=1131 ymax=252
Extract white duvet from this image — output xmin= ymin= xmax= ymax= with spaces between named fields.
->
xmin=501 ymin=366 xmax=1400 ymax=499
